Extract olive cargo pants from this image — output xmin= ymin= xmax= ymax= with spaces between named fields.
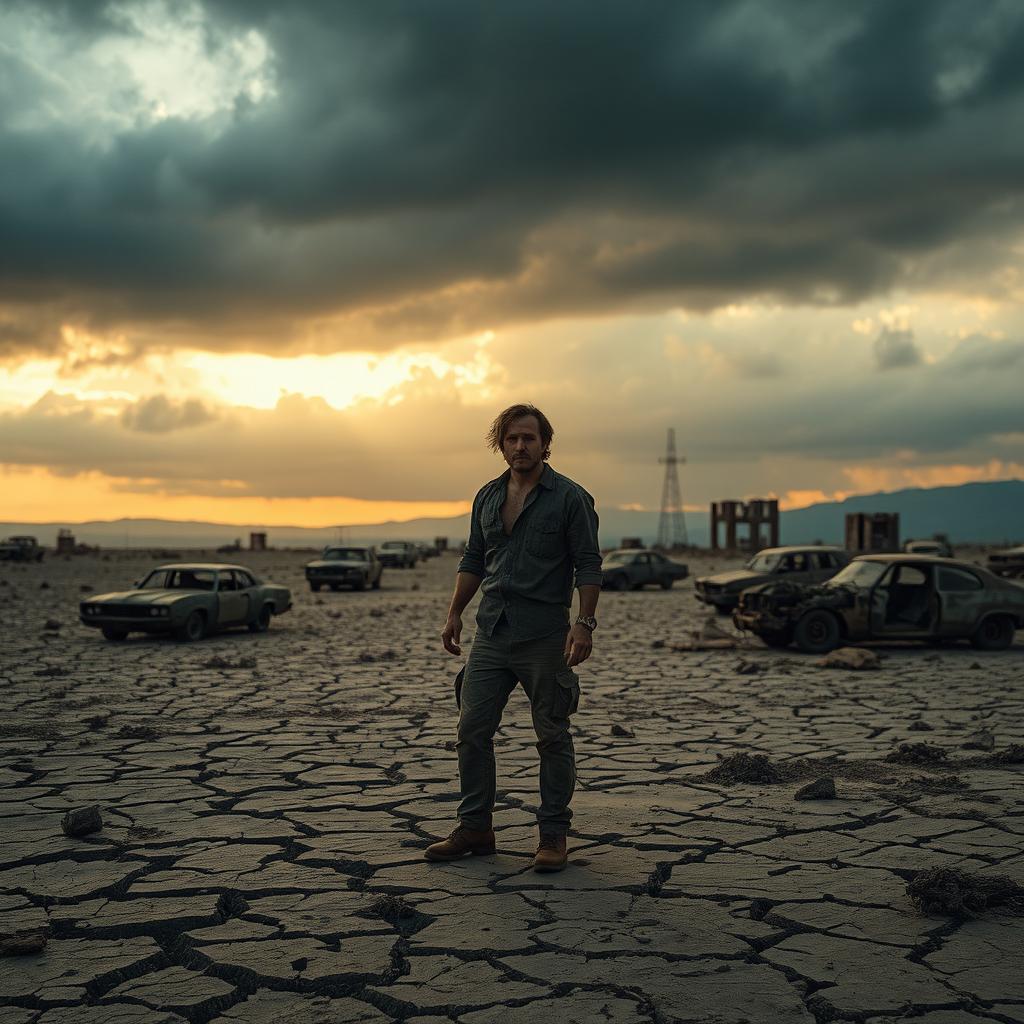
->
xmin=456 ymin=620 xmax=580 ymax=835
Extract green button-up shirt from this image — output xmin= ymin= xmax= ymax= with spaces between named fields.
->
xmin=457 ymin=463 xmax=602 ymax=642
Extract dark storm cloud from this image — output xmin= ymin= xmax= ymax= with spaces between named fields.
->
xmin=873 ymin=327 xmax=922 ymax=370
xmin=3 ymin=0 xmax=1024 ymax=352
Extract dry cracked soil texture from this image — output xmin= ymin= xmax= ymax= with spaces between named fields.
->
xmin=1 ymin=547 xmax=1022 ymax=1024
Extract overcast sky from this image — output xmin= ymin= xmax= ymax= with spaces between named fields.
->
xmin=2 ymin=0 xmax=1023 ymax=525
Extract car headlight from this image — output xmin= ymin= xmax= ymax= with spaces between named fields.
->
xmin=150 ymin=608 xmax=160 ymax=617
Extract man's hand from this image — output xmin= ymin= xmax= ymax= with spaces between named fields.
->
xmin=441 ymin=614 xmax=463 ymax=656
xmin=563 ymin=623 xmax=593 ymax=667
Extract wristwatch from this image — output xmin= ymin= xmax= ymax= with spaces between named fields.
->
xmin=575 ymin=615 xmax=598 ymax=632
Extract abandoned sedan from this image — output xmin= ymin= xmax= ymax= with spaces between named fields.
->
xmin=80 ymin=563 xmax=292 ymax=642
xmin=987 ymin=546 xmax=1024 ymax=580
xmin=695 ymin=546 xmax=849 ymax=612
xmin=601 ymin=549 xmax=689 ymax=590
xmin=305 ymin=546 xmax=382 ymax=591
xmin=733 ymin=554 xmax=1024 ymax=654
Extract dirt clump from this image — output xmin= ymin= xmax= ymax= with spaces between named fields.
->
xmin=704 ymin=753 xmax=783 ymax=784
xmin=887 ymin=742 xmax=948 ymax=766
xmin=794 ymin=777 xmax=837 ymax=800
xmin=907 ymin=867 xmax=1024 ymax=916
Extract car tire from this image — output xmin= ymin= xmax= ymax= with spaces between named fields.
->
xmin=176 ymin=610 xmax=206 ymax=643
xmin=612 ymin=575 xmax=629 ymax=591
xmin=354 ymin=577 xmax=366 ymax=591
xmin=713 ymin=603 xmax=732 ymax=615
xmin=102 ymin=627 xmax=128 ymax=642
xmin=310 ymin=583 xmax=321 ymax=592
xmin=248 ymin=604 xmax=272 ymax=633
xmin=660 ymin=578 xmax=673 ymax=590
xmin=970 ymin=615 xmax=1015 ymax=651
xmin=371 ymin=575 xmax=381 ymax=590
xmin=760 ymin=628 xmax=793 ymax=649
xmin=793 ymin=610 xmax=841 ymax=654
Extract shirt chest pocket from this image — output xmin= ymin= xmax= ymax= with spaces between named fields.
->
xmin=526 ymin=515 xmax=563 ymax=559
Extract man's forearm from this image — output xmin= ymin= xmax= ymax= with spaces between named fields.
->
xmin=576 ymin=584 xmax=600 ymax=618
xmin=448 ymin=571 xmax=483 ymax=617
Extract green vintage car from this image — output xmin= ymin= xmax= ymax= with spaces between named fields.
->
xmin=79 ymin=563 xmax=292 ymax=642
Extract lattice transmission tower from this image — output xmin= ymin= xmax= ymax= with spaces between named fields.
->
xmin=656 ymin=428 xmax=689 ymax=549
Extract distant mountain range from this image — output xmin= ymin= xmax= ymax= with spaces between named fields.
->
xmin=3 ymin=479 xmax=1022 ymax=550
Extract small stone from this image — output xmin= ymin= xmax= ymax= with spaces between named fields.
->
xmin=650 ymin=638 xmax=665 ymax=649
xmin=80 ymin=584 xmax=93 ymax=592
xmin=43 ymin=618 xmax=61 ymax=631
xmin=39 ymin=581 xmax=50 ymax=590
xmin=735 ymin=660 xmax=762 ymax=675
xmin=962 ymin=728 xmax=995 ymax=752
xmin=794 ymin=777 xmax=837 ymax=800
xmin=816 ymin=647 xmax=880 ymax=670
xmin=610 ymin=724 xmax=635 ymax=737
xmin=61 ymin=805 xmax=103 ymax=837
xmin=970 ymin=662 xmax=983 ymax=670
xmin=0 ymin=929 xmax=48 ymax=956
xmin=908 ymin=720 xmax=933 ymax=732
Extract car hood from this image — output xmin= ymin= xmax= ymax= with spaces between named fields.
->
xmin=698 ymin=569 xmax=764 ymax=588
xmin=88 ymin=589 xmax=192 ymax=605
xmin=307 ymin=559 xmax=367 ymax=569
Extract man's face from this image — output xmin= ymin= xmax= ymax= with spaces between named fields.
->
xmin=502 ymin=415 xmax=545 ymax=472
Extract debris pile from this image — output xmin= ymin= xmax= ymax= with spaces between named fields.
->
xmin=907 ymin=867 xmax=1024 ymax=916
xmin=816 ymin=647 xmax=880 ymax=670
xmin=887 ymin=742 xmax=948 ymax=766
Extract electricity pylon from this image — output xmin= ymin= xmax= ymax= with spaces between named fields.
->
xmin=656 ymin=428 xmax=689 ymax=549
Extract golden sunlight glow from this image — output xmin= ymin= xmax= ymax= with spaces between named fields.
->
xmin=0 ymin=466 xmax=470 ymax=528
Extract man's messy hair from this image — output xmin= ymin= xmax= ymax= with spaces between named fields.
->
xmin=486 ymin=404 xmax=554 ymax=461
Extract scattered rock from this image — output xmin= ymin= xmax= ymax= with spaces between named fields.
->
xmin=610 ymin=724 xmax=634 ymax=738
xmin=85 ymin=714 xmax=110 ymax=730
xmin=443 ymin=740 xmax=457 ymax=751
xmin=61 ymin=805 xmax=103 ymax=837
xmin=411 ymin=583 xmax=420 ymax=591
xmin=734 ymin=659 xmax=762 ymax=675
xmin=358 ymin=649 xmax=397 ymax=663
xmin=650 ymin=639 xmax=665 ymax=649
xmin=80 ymin=584 xmax=93 ymax=592
xmin=34 ymin=666 xmax=69 ymax=678
xmin=794 ymin=776 xmax=837 ymax=800
xmin=907 ymin=719 xmax=934 ymax=732
xmin=39 ymin=582 xmax=50 ymax=590
xmin=887 ymin=742 xmax=948 ymax=765
xmin=0 ymin=929 xmax=48 ymax=956
xmin=969 ymin=662 xmax=983 ymax=670
xmin=992 ymin=744 xmax=1024 ymax=765
xmin=907 ymin=867 xmax=1024 ymax=916
xmin=704 ymin=752 xmax=781 ymax=785
xmin=962 ymin=728 xmax=995 ymax=752
xmin=115 ymin=724 xmax=160 ymax=740
xmin=202 ymin=655 xmax=257 ymax=669
xmin=43 ymin=619 xmax=61 ymax=631
xmin=816 ymin=647 xmax=880 ymax=670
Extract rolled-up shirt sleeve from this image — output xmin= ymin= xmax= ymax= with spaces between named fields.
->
xmin=567 ymin=487 xmax=603 ymax=588
xmin=457 ymin=488 xmax=486 ymax=578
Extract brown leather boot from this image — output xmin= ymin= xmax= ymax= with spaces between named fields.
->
xmin=424 ymin=823 xmax=496 ymax=861
xmin=533 ymin=832 xmax=568 ymax=872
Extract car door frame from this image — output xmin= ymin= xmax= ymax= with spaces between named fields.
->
xmin=868 ymin=561 xmax=937 ymax=638
xmin=216 ymin=570 xmax=250 ymax=627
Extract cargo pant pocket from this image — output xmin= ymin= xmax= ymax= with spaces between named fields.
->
xmin=555 ymin=666 xmax=580 ymax=717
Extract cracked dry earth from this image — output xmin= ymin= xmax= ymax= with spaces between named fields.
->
xmin=1 ymin=549 xmax=1023 ymax=1024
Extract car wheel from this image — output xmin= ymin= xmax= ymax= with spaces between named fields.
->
xmin=310 ymin=583 xmax=321 ymax=592
xmin=371 ymin=575 xmax=381 ymax=590
xmin=660 ymin=578 xmax=673 ymax=590
xmin=793 ymin=609 xmax=841 ymax=654
xmin=329 ymin=583 xmax=341 ymax=592
xmin=760 ymin=628 xmax=793 ymax=649
xmin=248 ymin=604 xmax=272 ymax=633
xmin=612 ymin=575 xmax=629 ymax=591
xmin=354 ymin=577 xmax=366 ymax=591
xmin=102 ymin=627 xmax=128 ymax=642
xmin=970 ymin=615 xmax=1015 ymax=651
xmin=176 ymin=610 xmax=206 ymax=643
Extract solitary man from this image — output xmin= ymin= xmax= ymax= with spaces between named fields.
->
xmin=427 ymin=403 xmax=602 ymax=872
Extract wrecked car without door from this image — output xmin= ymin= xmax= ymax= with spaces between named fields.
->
xmin=79 ymin=563 xmax=292 ymax=642
xmin=733 ymin=554 xmax=1024 ymax=654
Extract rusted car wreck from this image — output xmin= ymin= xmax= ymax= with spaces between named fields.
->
xmin=733 ymin=554 xmax=1024 ymax=653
